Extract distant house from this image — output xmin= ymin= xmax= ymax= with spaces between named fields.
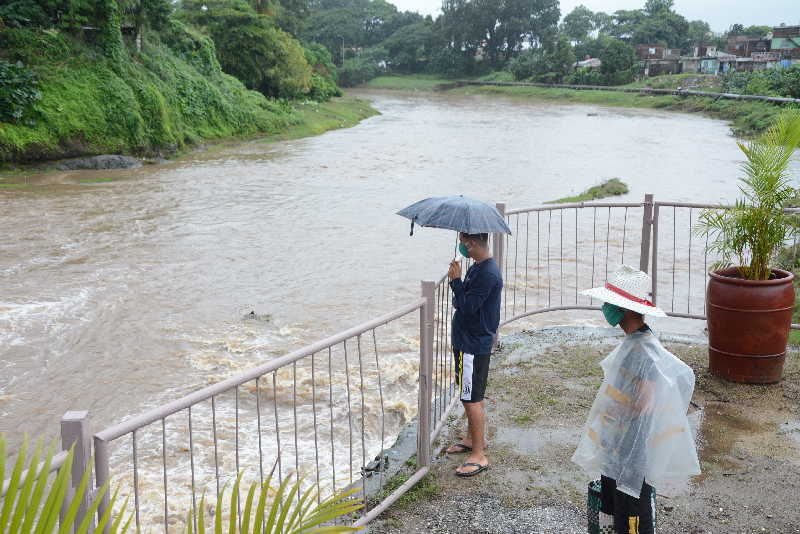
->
xmin=726 ymin=35 xmax=771 ymax=57
xmin=771 ymin=25 xmax=800 ymax=59
xmin=636 ymin=44 xmax=665 ymax=59
xmin=692 ymin=45 xmax=717 ymax=57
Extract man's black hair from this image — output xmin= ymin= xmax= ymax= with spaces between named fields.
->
xmin=461 ymin=233 xmax=489 ymax=246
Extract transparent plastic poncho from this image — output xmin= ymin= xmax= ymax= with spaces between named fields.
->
xmin=571 ymin=329 xmax=700 ymax=498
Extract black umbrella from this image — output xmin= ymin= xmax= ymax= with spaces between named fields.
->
xmin=397 ymin=196 xmax=511 ymax=236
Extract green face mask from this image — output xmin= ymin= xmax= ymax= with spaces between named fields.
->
xmin=458 ymin=242 xmax=470 ymax=258
xmin=602 ymin=302 xmax=625 ymax=327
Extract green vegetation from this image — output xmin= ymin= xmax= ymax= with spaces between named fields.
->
xmin=546 ymin=178 xmax=629 ymax=204
xmin=265 ymin=97 xmax=378 ymax=141
xmin=370 ymin=472 xmax=440 ymax=510
xmin=186 ymin=470 xmax=363 ymax=533
xmin=722 ymin=66 xmax=800 ymax=100
xmin=696 ymin=110 xmax=800 ymax=280
xmin=0 ymin=434 xmax=132 ymax=534
xmin=625 ymin=73 xmax=722 ymax=91
xmin=450 ymin=84 xmax=787 ymax=137
xmin=364 ymin=75 xmax=451 ymax=91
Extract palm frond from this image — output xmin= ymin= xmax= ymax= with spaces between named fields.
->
xmin=696 ymin=110 xmax=800 ymax=280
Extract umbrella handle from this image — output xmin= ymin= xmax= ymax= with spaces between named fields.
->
xmin=410 ymin=219 xmax=415 ymax=236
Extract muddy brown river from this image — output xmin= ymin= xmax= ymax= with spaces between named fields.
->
xmin=2 ymin=91 xmax=794 ymax=517
xmin=0 ymin=90 xmax=772 ymax=437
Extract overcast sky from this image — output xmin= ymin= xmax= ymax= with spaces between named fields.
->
xmin=393 ymin=0 xmax=800 ymax=34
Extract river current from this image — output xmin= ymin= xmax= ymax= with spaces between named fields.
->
xmin=2 ymin=89 xmax=787 ymax=526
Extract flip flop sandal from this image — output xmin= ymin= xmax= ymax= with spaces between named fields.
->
xmin=456 ymin=462 xmax=490 ymax=478
xmin=446 ymin=443 xmax=472 ymax=454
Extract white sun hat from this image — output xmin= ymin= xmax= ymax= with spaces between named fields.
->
xmin=581 ymin=265 xmax=667 ymax=317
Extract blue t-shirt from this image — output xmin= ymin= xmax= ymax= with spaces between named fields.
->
xmin=450 ymin=258 xmax=503 ymax=355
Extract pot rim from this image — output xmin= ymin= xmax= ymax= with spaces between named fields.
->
xmin=709 ymin=266 xmax=795 ymax=286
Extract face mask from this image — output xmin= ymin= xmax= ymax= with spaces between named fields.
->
xmin=602 ymin=302 xmax=625 ymax=327
xmin=458 ymin=242 xmax=470 ymax=258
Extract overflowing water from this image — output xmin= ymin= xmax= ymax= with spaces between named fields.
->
xmin=3 ymin=89 xmax=792 ymax=527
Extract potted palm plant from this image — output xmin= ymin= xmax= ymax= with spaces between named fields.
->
xmin=698 ymin=109 xmax=800 ymax=384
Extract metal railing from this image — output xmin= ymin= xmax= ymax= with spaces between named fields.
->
xmin=7 ymin=193 xmax=800 ymax=532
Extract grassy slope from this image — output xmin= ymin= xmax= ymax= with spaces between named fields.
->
xmin=545 ymin=178 xmax=629 ymax=204
xmin=450 ymin=84 xmax=784 ymax=137
xmin=0 ymin=27 xmax=377 ymax=166
xmin=360 ymin=74 xmax=783 ymax=137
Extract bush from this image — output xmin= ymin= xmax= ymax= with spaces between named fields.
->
xmin=338 ymin=56 xmax=381 ymax=87
xmin=478 ymin=71 xmax=515 ymax=82
xmin=566 ymin=67 xmax=603 ymax=85
xmin=0 ymin=59 xmax=41 ymax=123
xmin=304 ymin=42 xmax=342 ymax=101
xmin=722 ymin=66 xmax=800 ymax=99
xmin=428 ymin=48 xmax=476 ymax=77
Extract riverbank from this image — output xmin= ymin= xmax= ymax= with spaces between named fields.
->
xmin=0 ymin=26 xmax=374 ymax=168
xmin=368 ymin=327 xmax=800 ymax=533
xmin=0 ymin=96 xmax=377 ymax=181
xmin=363 ymin=75 xmax=784 ymax=137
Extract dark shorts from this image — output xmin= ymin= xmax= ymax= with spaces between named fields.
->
xmin=453 ymin=351 xmax=490 ymax=403
xmin=600 ymin=476 xmax=655 ymax=534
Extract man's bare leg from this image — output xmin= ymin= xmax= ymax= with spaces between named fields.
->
xmin=456 ymin=401 xmax=488 ymax=474
xmin=446 ymin=400 xmax=485 ymax=453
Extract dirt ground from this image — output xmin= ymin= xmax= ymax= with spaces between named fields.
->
xmin=367 ymin=327 xmax=800 ymax=534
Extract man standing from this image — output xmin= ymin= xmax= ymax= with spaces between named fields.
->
xmin=572 ymin=265 xmax=700 ymax=533
xmin=446 ymin=232 xmax=503 ymax=477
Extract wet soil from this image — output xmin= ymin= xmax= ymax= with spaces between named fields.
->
xmin=368 ymin=327 xmax=800 ymax=534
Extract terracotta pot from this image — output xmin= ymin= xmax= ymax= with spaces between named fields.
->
xmin=706 ymin=267 xmax=795 ymax=384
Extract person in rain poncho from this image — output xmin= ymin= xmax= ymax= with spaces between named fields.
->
xmin=571 ymin=265 xmax=700 ymax=534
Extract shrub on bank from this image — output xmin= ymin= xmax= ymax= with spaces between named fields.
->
xmin=722 ymin=66 xmax=800 ymax=99
xmin=0 ymin=26 xmax=298 ymax=162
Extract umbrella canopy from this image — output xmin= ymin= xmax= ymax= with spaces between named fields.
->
xmin=397 ymin=195 xmax=512 ymax=236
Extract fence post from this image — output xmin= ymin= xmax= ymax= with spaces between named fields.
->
xmin=94 ymin=437 xmax=111 ymax=534
xmin=61 ymin=411 xmax=93 ymax=533
xmin=493 ymin=202 xmax=507 ymax=272
xmin=639 ymin=194 xmax=654 ymax=273
xmin=417 ymin=280 xmax=435 ymax=467
xmin=651 ymin=203 xmax=661 ymax=305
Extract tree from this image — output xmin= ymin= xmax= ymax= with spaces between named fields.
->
xmin=382 ymin=19 xmax=434 ymax=72
xmin=687 ymin=19 xmax=710 ymax=47
xmin=179 ymin=0 xmax=313 ymax=97
xmin=644 ymin=0 xmax=674 ymax=15
xmin=508 ymin=34 xmax=574 ymax=82
xmin=600 ymin=37 xmax=635 ymax=84
xmin=561 ymin=4 xmax=594 ymax=44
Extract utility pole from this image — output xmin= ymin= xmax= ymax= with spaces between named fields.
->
xmin=341 ymin=36 xmax=345 ymax=66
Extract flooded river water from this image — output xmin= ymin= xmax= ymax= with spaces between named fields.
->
xmin=1 ymin=89 xmax=792 ymax=525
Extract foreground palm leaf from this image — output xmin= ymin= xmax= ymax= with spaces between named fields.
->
xmin=697 ymin=109 xmax=800 ymax=280
xmin=186 ymin=467 xmax=363 ymax=534
xmin=0 ymin=435 xmax=132 ymax=534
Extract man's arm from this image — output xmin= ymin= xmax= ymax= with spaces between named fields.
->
xmin=450 ymin=270 xmax=497 ymax=316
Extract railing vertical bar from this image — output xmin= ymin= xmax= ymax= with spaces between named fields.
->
xmin=343 ymin=340 xmax=354 ymax=484
xmin=547 ymin=210 xmax=552 ymax=307
xmin=446 ymin=279 xmax=454 ymax=399
xmin=211 ymin=395 xmax=220 ymax=498
xmin=188 ymin=406 xmax=197 ymax=532
xmin=272 ymin=372 xmax=282 ymax=484
xmin=537 ymin=212 xmax=541 ymax=308
xmin=704 ymin=230 xmax=709 ymax=316
xmin=328 ymin=347 xmax=336 ymax=493
xmin=621 ymin=207 xmax=628 ymax=265
xmin=310 ymin=353 xmax=321 ymax=504
xmin=560 ymin=209 xmax=564 ymax=306
xmin=591 ymin=207 xmax=597 ymax=303
xmin=688 ymin=208 xmax=693 ymax=314
xmin=504 ymin=217 xmax=510 ymax=320
xmin=513 ymin=215 xmax=519 ymax=316
xmin=433 ymin=284 xmax=441 ymax=426
xmin=652 ymin=205 xmax=661 ymax=305
xmin=292 ymin=362 xmax=300 ymax=502
xmin=161 ymin=418 xmax=168 ymax=534
xmin=372 ymin=329 xmax=386 ymax=491
xmin=605 ymin=207 xmax=611 ymax=282
xmin=132 ymin=430 xmax=140 ymax=533
xmin=672 ymin=206 xmax=677 ymax=312
xmin=356 ymin=335 xmax=368 ymax=516
xmin=255 ymin=378 xmax=264 ymax=486
xmin=524 ymin=213 xmax=530 ymax=312
xmin=575 ymin=208 xmax=579 ymax=305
